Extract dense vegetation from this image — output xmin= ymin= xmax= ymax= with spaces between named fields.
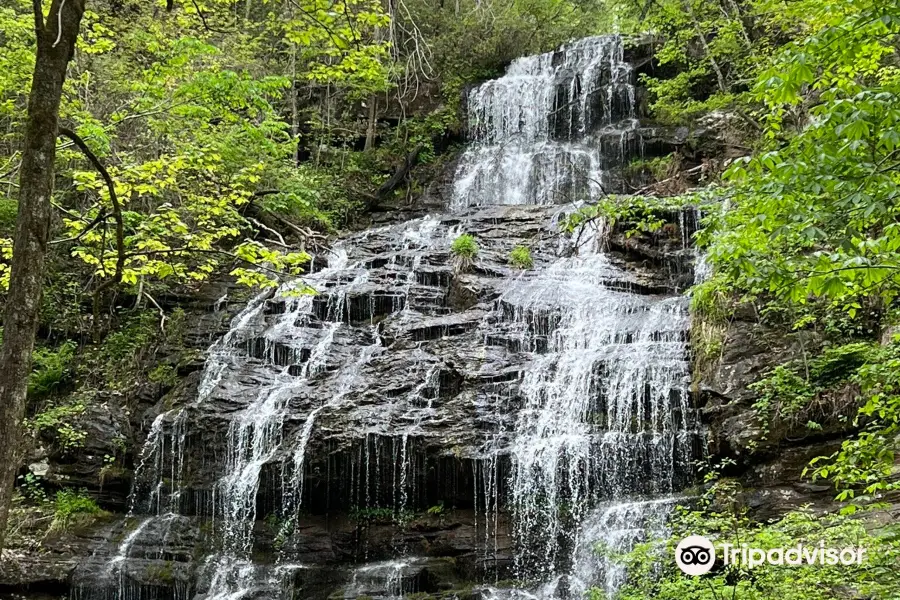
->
xmin=682 ymin=0 xmax=900 ymax=509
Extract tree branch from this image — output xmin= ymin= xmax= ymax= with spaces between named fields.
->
xmin=49 ymin=208 xmax=109 ymax=245
xmin=189 ymin=0 xmax=233 ymax=33
xmin=58 ymin=127 xmax=125 ymax=291
xmin=32 ymin=0 xmax=44 ymax=32
xmin=248 ymin=216 xmax=287 ymax=247
xmin=374 ymin=142 xmax=424 ymax=206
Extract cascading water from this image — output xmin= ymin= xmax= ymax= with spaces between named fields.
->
xmin=456 ymin=35 xmax=696 ymax=597
xmin=498 ymin=258 xmax=692 ymax=581
xmin=453 ymin=36 xmax=638 ymax=210
xmin=70 ymin=35 xmax=699 ymax=600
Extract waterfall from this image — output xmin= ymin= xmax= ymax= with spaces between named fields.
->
xmin=71 ymin=35 xmax=698 ymax=600
xmin=453 ymin=35 xmax=638 ymax=210
xmin=455 ymin=35 xmax=696 ymax=597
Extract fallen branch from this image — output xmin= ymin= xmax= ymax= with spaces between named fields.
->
xmin=143 ymin=291 xmax=167 ymax=332
xmin=374 ymin=143 xmax=425 ymax=206
xmin=248 ymin=216 xmax=287 ymax=247
xmin=246 ymin=196 xmax=328 ymax=253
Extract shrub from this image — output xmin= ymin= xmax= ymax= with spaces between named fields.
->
xmin=17 ymin=472 xmax=48 ymax=504
xmin=51 ymin=489 xmax=103 ymax=531
xmin=750 ymin=342 xmax=874 ymax=442
xmin=148 ymin=363 xmax=178 ymax=386
xmin=509 ymin=245 xmax=533 ymax=270
xmin=28 ymin=341 xmax=76 ymax=398
xmin=426 ymin=502 xmax=446 ymax=516
xmin=349 ymin=506 xmax=395 ymax=523
xmin=26 ymin=396 xmax=88 ymax=450
xmin=451 ymin=234 xmax=479 ymax=272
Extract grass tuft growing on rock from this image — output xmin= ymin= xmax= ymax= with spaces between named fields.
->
xmin=50 ymin=489 xmax=105 ymax=532
xmin=451 ymin=234 xmax=479 ymax=273
xmin=508 ymin=245 xmax=533 ymax=270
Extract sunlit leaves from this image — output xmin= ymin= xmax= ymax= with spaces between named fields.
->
xmin=275 ymin=0 xmax=392 ymax=97
xmin=0 ymin=0 xmax=36 ymax=140
xmin=66 ymin=149 xmax=307 ymax=289
xmin=701 ymin=0 xmax=900 ymax=310
xmin=0 ymin=237 xmax=12 ymax=290
xmin=80 ymin=10 xmax=117 ymax=55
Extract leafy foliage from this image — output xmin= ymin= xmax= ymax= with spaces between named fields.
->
xmin=28 ymin=342 xmax=76 ymax=398
xmin=25 ymin=395 xmax=88 ymax=451
xmin=749 ymin=342 xmax=872 ymax=442
xmin=563 ymin=195 xmax=696 ymax=239
xmin=16 ymin=473 xmax=48 ymax=505
xmin=592 ymin=470 xmax=900 ymax=600
xmin=680 ymin=0 xmax=900 ymax=510
xmin=426 ymin=502 xmax=446 ymax=516
xmin=509 ymin=245 xmax=534 ymax=270
xmin=695 ymin=0 xmax=900 ymax=314
xmin=807 ymin=341 xmax=900 ymax=506
xmin=50 ymin=489 xmax=104 ymax=531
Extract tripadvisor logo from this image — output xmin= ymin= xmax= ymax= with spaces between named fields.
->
xmin=675 ymin=535 xmax=716 ymax=575
xmin=675 ymin=535 xmax=867 ymax=575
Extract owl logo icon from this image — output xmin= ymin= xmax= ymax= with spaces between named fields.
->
xmin=675 ymin=535 xmax=716 ymax=575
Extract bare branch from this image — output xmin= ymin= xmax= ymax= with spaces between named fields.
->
xmin=248 ymin=216 xmax=288 ymax=247
xmin=144 ymin=291 xmax=168 ymax=332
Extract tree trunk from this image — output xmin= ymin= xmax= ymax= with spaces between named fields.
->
xmin=364 ymin=96 xmax=377 ymax=151
xmin=0 ymin=0 xmax=85 ymax=552
xmin=683 ymin=0 xmax=728 ymax=93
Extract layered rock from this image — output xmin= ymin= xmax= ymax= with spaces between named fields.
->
xmin=2 ymin=34 xmax=717 ymax=600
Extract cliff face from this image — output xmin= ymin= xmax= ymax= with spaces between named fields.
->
xmin=0 ymin=35 xmax=840 ymax=600
xmin=699 ymin=318 xmax=856 ymax=520
xmin=1 ymin=205 xmax=700 ymax=600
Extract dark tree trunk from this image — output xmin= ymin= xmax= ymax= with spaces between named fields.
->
xmin=372 ymin=143 xmax=425 ymax=208
xmin=0 ymin=0 xmax=85 ymax=552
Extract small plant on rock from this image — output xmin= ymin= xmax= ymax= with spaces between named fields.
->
xmin=26 ymin=396 xmax=88 ymax=451
xmin=509 ymin=245 xmax=534 ymax=270
xmin=51 ymin=489 xmax=104 ymax=531
xmin=17 ymin=473 xmax=48 ymax=504
xmin=28 ymin=341 xmax=76 ymax=398
xmin=451 ymin=234 xmax=479 ymax=273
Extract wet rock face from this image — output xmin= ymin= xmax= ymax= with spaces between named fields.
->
xmin=138 ymin=204 xmax=698 ymax=516
xmin=37 ymin=398 xmax=133 ymax=510
xmin=697 ymin=316 xmax=857 ymax=517
xmin=2 ymin=34 xmax=714 ymax=600
xmin=14 ymin=202 xmax=695 ymax=600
